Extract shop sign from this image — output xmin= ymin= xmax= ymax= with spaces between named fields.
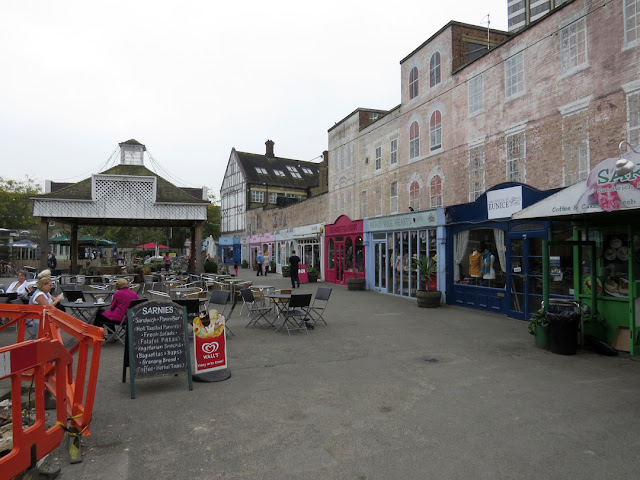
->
xmin=367 ymin=211 xmax=437 ymax=232
xmin=193 ymin=310 xmax=227 ymax=374
xmin=487 ymin=186 xmax=523 ymax=219
xmin=298 ymin=264 xmax=309 ymax=283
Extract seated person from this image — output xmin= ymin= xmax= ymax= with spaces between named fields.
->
xmin=94 ymin=278 xmax=140 ymax=333
xmin=7 ymin=270 xmax=34 ymax=300
xmin=30 ymin=276 xmax=63 ymax=307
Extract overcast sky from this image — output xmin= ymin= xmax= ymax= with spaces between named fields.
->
xmin=1 ymin=1 xmax=508 ymax=200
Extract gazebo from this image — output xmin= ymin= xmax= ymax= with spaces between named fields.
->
xmin=32 ymin=139 xmax=210 ymax=273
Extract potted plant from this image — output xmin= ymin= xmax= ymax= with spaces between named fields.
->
xmin=241 ymin=259 xmax=248 ymax=269
xmin=307 ymin=266 xmax=319 ymax=283
xmin=269 ymin=260 xmax=276 ymax=273
xmin=282 ymin=264 xmax=291 ymax=277
xmin=528 ymin=307 xmax=549 ymax=349
xmin=416 ymin=255 xmax=442 ymax=308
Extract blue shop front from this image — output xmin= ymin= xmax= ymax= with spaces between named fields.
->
xmin=445 ymin=183 xmax=560 ymax=319
xmin=217 ymin=236 xmax=241 ymax=267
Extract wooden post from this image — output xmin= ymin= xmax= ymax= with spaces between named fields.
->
xmin=194 ymin=221 xmax=203 ymax=274
xmin=71 ymin=224 xmax=78 ymax=274
xmin=40 ymin=218 xmax=49 ymax=272
xmin=188 ymin=227 xmax=196 ymax=272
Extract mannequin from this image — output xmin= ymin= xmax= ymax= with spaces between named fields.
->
xmin=469 ymin=249 xmax=481 ymax=277
xmin=482 ymin=249 xmax=496 ymax=280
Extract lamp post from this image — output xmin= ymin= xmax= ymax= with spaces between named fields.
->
xmin=616 ymin=140 xmax=639 ymax=176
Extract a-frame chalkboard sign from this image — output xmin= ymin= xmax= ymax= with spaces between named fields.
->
xmin=124 ymin=300 xmax=193 ymax=398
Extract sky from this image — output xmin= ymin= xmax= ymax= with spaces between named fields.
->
xmin=0 ymin=0 xmax=508 ymax=201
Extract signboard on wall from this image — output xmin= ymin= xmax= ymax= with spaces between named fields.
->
xmin=487 ymin=186 xmax=523 ymax=219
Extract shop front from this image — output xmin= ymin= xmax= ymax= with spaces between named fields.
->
xmin=364 ymin=209 xmax=444 ymax=299
xmin=293 ymin=223 xmax=323 ymax=276
xmin=445 ymin=183 xmax=560 ymax=319
xmin=248 ymin=232 xmax=275 ymax=271
xmin=513 ymin=151 xmax=640 ymax=354
xmin=217 ymin=236 xmax=241 ymax=267
xmin=324 ymin=215 xmax=364 ymax=286
xmin=275 ymin=229 xmax=294 ymax=274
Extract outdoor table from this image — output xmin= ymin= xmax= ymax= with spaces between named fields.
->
xmin=170 ymin=287 xmax=199 ymax=299
xmin=252 ymin=285 xmax=274 ymax=307
xmin=267 ymin=293 xmax=290 ymax=323
xmin=173 ymin=298 xmax=202 ymax=323
xmin=81 ymin=289 xmax=116 ymax=302
xmin=61 ymin=299 xmax=111 ymax=324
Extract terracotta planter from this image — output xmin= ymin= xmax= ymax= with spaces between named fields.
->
xmin=416 ymin=290 xmax=442 ymax=308
xmin=347 ymin=277 xmax=365 ymax=291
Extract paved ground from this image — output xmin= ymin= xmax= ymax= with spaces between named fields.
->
xmin=2 ymin=274 xmax=640 ymax=479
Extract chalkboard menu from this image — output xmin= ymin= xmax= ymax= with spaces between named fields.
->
xmin=126 ymin=301 xmax=193 ymax=398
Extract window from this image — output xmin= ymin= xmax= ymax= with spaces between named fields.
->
xmin=562 ymin=111 xmax=590 ymax=186
xmin=506 ymin=130 xmax=526 ymax=182
xmin=410 ymin=122 xmax=420 ymax=159
xmin=390 ymin=181 xmax=398 ymax=214
xmin=469 ymin=145 xmax=485 ymax=201
xmin=429 ymin=111 xmax=442 ymax=151
xmin=561 ymin=18 xmax=587 ymax=74
xmin=505 ymin=51 xmax=524 ymax=98
xmin=410 ymin=181 xmax=420 ymax=210
xmin=286 ymin=165 xmax=302 ymax=179
xmin=251 ymin=190 xmax=265 ymax=203
xmin=430 ymin=52 xmax=441 ymax=87
xmin=269 ymin=192 xmax=279 ymax=204
xmin=625 ymin=0 xmax=640 ymax=47
xmin=409 ymin=66 xmax=419 ymax=99
xmin=273 ymin=169 xmax=286 ymax=177
xmin=301 ymin=167 xmax=313 ymax=174
xmin=627 ymin=91 xmax=640 ymax=146
xmin=375 ymin=186 xmax=382 ymax=216
xmin=255 ymin=167 xmax=268 ymax=174
xmin=390 ymin=139 xmax=398 ymax=165
xmin=430 ymin=175 xmax=442 ymax=208
xmin=361 ymin=190 xmax=368 ymax=218
xmin=468 ymin=74 xmax=484 ymax=115
xmin=375 ymin=147 xmax=382 ymax=170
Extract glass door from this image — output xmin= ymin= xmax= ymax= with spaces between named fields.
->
xmin=373 ymin=240 xmax=387 ymax=292
xmin=508 ymin=233 xmax=545 ymax=320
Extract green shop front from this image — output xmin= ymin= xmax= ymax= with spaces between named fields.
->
xmin=513 ymin=153 xmax=640 ymax=355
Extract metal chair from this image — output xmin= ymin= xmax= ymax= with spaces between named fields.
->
xmin=207 ymin=290 xmax=234 ymax=337
xmin=277 ymin=294 xmax=312 ymax=335
xmin=308 ymin=287 xmax=332 ymax=326
xmin=240 ymin=288 xmax=273 ymax=329
xmin=149 ymin=290 xmax=171 ymax=302
xmin=102 ymin=298 xmax=148 ymax=344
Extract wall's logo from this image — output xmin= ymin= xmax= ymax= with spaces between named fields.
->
xmin=202 ymin=342 xmax=219 ymax=354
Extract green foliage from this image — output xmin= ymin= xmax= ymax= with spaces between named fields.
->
xmin=202 ymin=204 xmax=221 ymax=239
xmin=307 ymin=266 xmax=318 ymax=273
xmin=418 ymin=255 xmax=437 ymax=291
xmin=281 ymin=264 xmax=290 ymax=273
xmin=528 ymin=308 xmax=548 ymax=335
xmin=204 ymin=260 xmax=218 ymax=273
xmin=0 ymin=176 xmax=41 ymax=230
xmin=241 ymin=259 xmax=248 ymax=268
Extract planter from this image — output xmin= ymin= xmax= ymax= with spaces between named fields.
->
xmin=533 ymin=324 xmax=549 ymax=349
xmin=416 ymin=290 xmax=442 ymax=308
xmin=347 ymin=277 xmax=365 ymax=291
xmin=282 ymin=269 xmax=290 ymax=278
xmin=307 ymin=272 xmax=318 ymax=283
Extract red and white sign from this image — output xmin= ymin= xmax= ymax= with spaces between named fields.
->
xmin=193 ymin=313 xmax=227 ymax=374
xmin=298 ymin=264 xmax=309 ymax=284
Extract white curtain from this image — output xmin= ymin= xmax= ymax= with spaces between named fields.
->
xmin=493 ymin=229 xmax=506 ymax=274
xmin=454 ymin=230 xmax=469 ymax=282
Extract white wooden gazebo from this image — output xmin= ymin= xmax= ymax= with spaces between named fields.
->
xmin=32 ymin=140 xmax=209 ymax=273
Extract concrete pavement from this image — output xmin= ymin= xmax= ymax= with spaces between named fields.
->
xmin=2 ymin=274 xmax=640 ymax=479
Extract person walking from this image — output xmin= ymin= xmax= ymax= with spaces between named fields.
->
xmin=256 ymin=251 xmax=263 ymax=276
xmin=47 ymin=251 xmax=57 ymax=270
xmin=163 ymin=253 xmax=172 ymax=272
xmin=234 ymin=260 xmax=238 ymax=277
xmin=289 ymin=250 xmax=301 ymax=289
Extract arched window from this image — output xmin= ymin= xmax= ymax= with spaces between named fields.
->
xmin=429 ymin=110 xmax=442 ymax=151
xmin=430 ymin=52 xmax=441 ymax=87
xmin=409 ymin=66 xmax=418 ymax=100
xmin=409 ymin=122 xmax=420 ymax=159
xmin=410 ymin=181 xmax=420 ymax=210
xmin=430 ymin=175 xmax=443 ymax=207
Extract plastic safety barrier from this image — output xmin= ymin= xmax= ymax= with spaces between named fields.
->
xmin=0 ymin=304 xmax=104 ymax=475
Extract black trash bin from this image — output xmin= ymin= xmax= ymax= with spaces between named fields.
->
xmin=548 ymin=311 xmax=580 ymax=355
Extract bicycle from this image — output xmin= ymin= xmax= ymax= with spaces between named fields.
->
xmin=0 ymin=261 xmax=17 ymax=278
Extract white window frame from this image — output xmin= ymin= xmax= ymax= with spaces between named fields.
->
xmin=506 ymin=129 xmax=526 ymax=182
xmin=409 ymin=181 xmax=420 ymax=210
xmin=469 ymin=144 xmax=485 ymax=201
xmin=430 ymin=176 xmax=443 ymax=208
xmin=390 ymin=139 xmax=398 ymax=165
xmin=505 ymin=51 xmax=525 ymax=100
xmin=468 ymin=74 xmax=484 ymax=116
xmin=301 ymin=167 xmax=313 ymax=174
xmin=409 ymin=66 xmax=418 ymax=100
xmin=410 ymin=122 xmax=420 ymax=159
xmin=390 ymin=181 xmax=398 ymax=214
xmin=273 ymin=169 xmax=286 ymax=177
xmin=560 ymin=18 xmax=588 ymax=75
xmin=375 ymin=147 xmax=382 ymax=170
xmin=255 ymin=167 xmax=268 ymax=175
xmin=430 ymin=52 xmax=441 ymax=87
xmin=429 ymin=111 xmax=442 ymax=152
xmin=624 ymin=0 xmax=640 ymax=49
xmin=269 ymin=192 xmax=279 ymax=204
xmin=251 ymin=190 xmax=265 ymax=203
xmin=628 ymin=90 xmax=640 ymax=146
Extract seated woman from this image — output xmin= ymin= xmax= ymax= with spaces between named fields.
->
xmin=30 ymin=276 xmax=63 ymax=307
xmin=94 ymin=278 xmax=140 ymax=334
xmin=7 ymin=270 xmax=34 ymax=300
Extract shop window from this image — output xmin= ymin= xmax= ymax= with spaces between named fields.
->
xmin=345 ymin=237 xmax=353 ymax=271
xmin=355 ymin=236 xmax=364 ymax=272
xmin=455 ymin=228 xmax=506 ymax=288
xmin=328 ymin=238 xmax=335 ymax=269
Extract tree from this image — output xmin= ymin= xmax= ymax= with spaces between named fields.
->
xmin=202 ymin=191 xmax=220 ymax=239
xmin=0 ymin=176 xmax=41 ymax=230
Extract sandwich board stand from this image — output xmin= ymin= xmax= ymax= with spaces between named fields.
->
xmin=124 ymin=301 xmax=193 ymax=398
xmin=192 ymin=310 xmax=231 ymax=382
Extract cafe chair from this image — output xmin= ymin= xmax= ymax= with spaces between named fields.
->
xmin=278 ymin=294 xmax=312 ymax=335
xmin=207 ymin=290 xmax=234 ymax=337
xmin=149 ymin=290 xmax=171 ymax=302
xmin=240 ymin=288 xmax=273 ymax=329
xmin=64 ymin=290 xmax=86 ymax=303
xmin=308 ymin=288 xmax=332 ymax=327
xmin=104 ymin=298 xmax=148 ymax=345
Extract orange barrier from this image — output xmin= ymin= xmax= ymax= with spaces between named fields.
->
xmin=0 ymin=304 xmax=104 ymax=475
xmin=0 ymin=338 xmax=71 ymax=479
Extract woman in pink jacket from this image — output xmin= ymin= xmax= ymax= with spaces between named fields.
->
xmin=94 ymin=278 xmax=139 ymax=333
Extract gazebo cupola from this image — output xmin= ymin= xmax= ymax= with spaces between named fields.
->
xmin=119 ymin=139 xmax=146 ymax=166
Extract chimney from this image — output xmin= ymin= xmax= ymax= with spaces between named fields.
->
xmin=119 ymin=139 xmax=146 ymax=166
xmin=265 ymin=139 xmax=275 ymax=158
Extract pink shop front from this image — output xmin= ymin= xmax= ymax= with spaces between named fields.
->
xmin=248 ymin=232 xmax=274 ymax=269
xmin=324 ymin=215 xmax=364 ymax=286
